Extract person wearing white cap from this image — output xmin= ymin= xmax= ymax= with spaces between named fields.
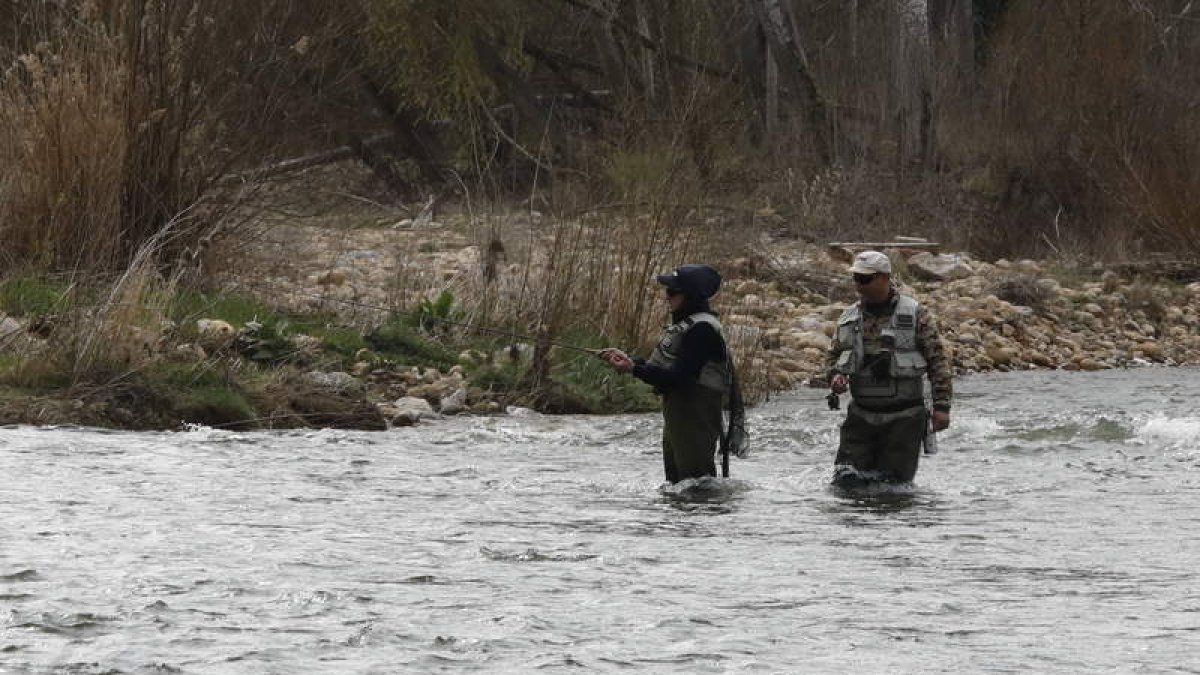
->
xmin=825 ymin=250 xmax=953 ymax=488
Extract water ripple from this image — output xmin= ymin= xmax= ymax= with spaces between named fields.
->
xmin=0 ymin=368 xmax=1198 ymax=672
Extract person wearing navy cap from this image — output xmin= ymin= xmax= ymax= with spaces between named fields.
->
xmin=601 ymin=264 xmax=743 ymax=483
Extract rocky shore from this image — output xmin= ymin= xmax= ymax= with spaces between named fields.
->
xmin=3 ymin=207 xmax=1197 ymax=430
xmin=723 ymin=245 xmax=1200 ymax=393
xmin=209 ymin=223 xmax=1200 ymax=423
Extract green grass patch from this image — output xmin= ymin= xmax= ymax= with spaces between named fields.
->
xmin=170 ymin=290 xmax=280 ymax=328
xmin=463 ymin=328 xmax=659 ymax=414
xmin=290 ymin=321 xmax=367 ymax=358
xmin=171 ymin=290 xmax=367 ymax=365
xmin=138 ymin=362 xmax=257 ymax=428
xmin=0 ymin=276 xmax=69 ymax=317
xmin=366 ymin=317 xmax=459 ymax=367
xmin=548 ymin=328 xmax=658 ymax=413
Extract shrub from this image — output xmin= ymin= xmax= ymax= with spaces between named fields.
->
xmin=991 ymin=274 xmax=1053 ymax=313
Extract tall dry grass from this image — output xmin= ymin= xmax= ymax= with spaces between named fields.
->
xmin=0 ymin=0 xmax=336 ymax=275
xmin=436 ymin=72 xmax=770 ymax=401
xmin=3 ymin=241 xmax=178 ymax=390
xmin=0 ymin=18 xmax=128 ymax=271
xmin=958 ymin=0 xmax=1200 ymax=259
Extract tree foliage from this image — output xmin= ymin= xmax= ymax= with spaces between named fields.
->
xmin=3 ymin=0 xmax=1200 ymax=270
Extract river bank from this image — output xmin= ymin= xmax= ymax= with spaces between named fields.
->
xmin=1 ymin=168 xmax=1198 ymax=430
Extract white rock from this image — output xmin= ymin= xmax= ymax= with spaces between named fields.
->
xmin=788 ymin=331 xmax=830 ymax=351
xmin=0 ymin=315 xmax=22 ymax=337
xmin=305 ymin=371 xmax=364 ymax=394
xmin=197 ymin=318 xmax=235 ymax=339
xmin=196 ymin=319 xmax=236 ymax=350
xmin=908 ymin=252 xmax=975 ymax=281
xmin=439 ymin=387 xmax=468 ymax=415
xmin=391 ymin=396 xmax=436 ymax=426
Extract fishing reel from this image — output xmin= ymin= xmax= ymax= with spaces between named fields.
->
xmin=826 ymin=392 xmax=840 ymax=410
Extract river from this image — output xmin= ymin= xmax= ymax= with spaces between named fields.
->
xmin=2 ymin=368 xmax=1198 ymax=673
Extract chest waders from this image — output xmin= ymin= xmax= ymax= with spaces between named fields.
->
xmin=647 ymin=313 xmax=732 ymax=480
xmin=831 ymin=295 xmax=929 ymax=485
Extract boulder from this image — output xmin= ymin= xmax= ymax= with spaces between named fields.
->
xmin=391 ymin=396 xmax=436 ymax=426
xmin=316 ymin=269 xmax=349 ymax=286
xmin=908 ymin=252 xmax=975 ymax=281
xmin=439 ymin=387 xmax=469 ymax=415
xmin=196 ymin=319 xmax=236 ymax=350
xmin=304 ymin=370 xmax=364 ymax=395
xmin=788 ymin=331 xmax=830 ymax=351
xmin=0 ymin=315 xmax=23 ymax=337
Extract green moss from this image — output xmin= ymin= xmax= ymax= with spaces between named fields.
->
xmin=145 ymin=361 xmax=230 ymax=389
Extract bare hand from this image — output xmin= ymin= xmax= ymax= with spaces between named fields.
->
xmin=931 ymin=410 xmax=950 ymax=432
xmin=599 ymin=348 xmax=634 ymax=374
xmin=830 ymin=374 xmax=849 ymax=394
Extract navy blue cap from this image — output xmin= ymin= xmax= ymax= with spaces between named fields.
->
xmin=655 ymin=264 xmax=722 ymax=299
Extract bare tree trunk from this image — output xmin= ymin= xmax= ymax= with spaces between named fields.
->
xmin=748 ymin=0 xmax=832 ymax=165
xmin=635 ymin=0 xmax=656 ymax=101
xmin=765 ymin=42 xmax=779 ymax=143
xmin=891 ymin=0 xmax=932 ymax=171
xmin=737 ymin=20 xmax=769 ymax=146
xmin=926 ymin=0 xmax=975 ymax=169
xmin=929 ymin=0 xmax=975 ymax=87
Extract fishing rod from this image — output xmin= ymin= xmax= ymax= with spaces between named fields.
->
xmin=287 ymin=291 xmax=607 ymax=357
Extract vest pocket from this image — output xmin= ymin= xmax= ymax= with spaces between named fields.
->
xmin=890 ymin=351 xmax=927 ymax=378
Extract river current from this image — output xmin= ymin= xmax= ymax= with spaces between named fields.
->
xmin=2 ymin=368 xmax=1199 ymax=673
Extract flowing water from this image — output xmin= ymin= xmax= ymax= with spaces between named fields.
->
xmin=2 ymin=368 xmax=1199 ymax=673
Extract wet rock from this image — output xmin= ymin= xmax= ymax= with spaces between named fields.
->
xmin=986 ymin=345 xmax=1018 ymax=366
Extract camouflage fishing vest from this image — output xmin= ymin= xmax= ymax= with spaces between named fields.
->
xmin=834 ymin=295 xmax=927 ymax=404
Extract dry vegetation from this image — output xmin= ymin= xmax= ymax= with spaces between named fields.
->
xmin=1 ymin=0 xmax=1197 ymax=412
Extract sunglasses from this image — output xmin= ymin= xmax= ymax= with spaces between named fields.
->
xmin=853 ymin=273 xmax=879 ymax=285
xmin=665 ymin=287 xmax=683 ymax=297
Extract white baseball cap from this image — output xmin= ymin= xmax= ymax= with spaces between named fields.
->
xmin=848 ymin=250 xmax=892 ymax=275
